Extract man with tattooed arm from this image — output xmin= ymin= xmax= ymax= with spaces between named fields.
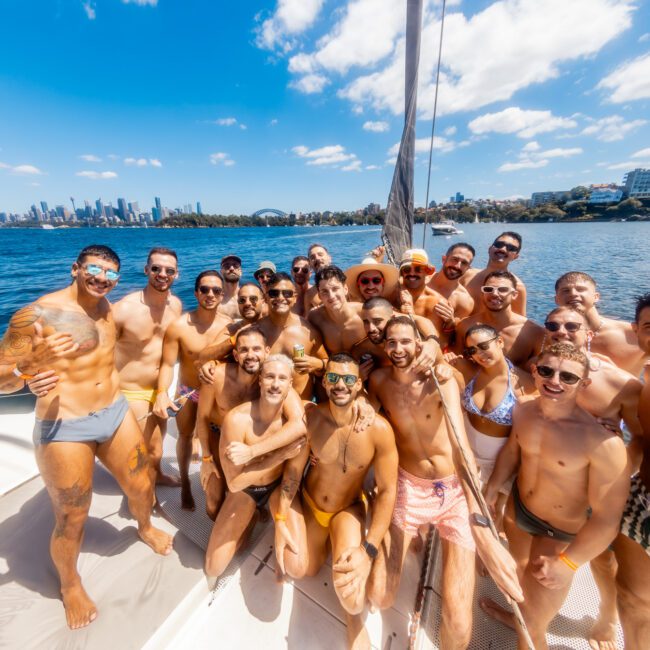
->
xmin=0 ymin=245 xmax=173 ymax=630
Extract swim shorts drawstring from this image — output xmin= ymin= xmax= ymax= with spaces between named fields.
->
xmin=433 ymin=481 xmax=446 ymax=506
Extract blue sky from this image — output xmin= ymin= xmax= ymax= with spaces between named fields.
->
xmin=1 ymin=0 xmax=649 ymax=215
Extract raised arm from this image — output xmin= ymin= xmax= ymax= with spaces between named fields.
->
xmin=512 ymin=280 xmax=527 ymax=317
xmin=197 ymin=321 xmax=242 ymax=364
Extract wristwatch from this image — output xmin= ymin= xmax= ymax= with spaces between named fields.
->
xmin=471 ymin=513 xmax=491 ymax=528
xmin=362 ymin=540 xmax=378 ymax=560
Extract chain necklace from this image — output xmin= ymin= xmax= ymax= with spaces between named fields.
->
xmin=337 ymin=414 xmax=358 ymax=473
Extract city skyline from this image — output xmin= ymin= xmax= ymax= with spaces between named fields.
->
xmin=1 ymin=1 xmax=649 ymax=214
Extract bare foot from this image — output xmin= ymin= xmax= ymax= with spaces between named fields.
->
xmin=139 ymin=525 xmax=174 ymax=555
xmin=346 ymin=613 xmax=371 ymax=650
xmin=181 ymin=483 xmax=195 ymax=511
xmin=156 ymin=471 xmax=181 ymax=487
xmin=480 ymin=597 xmax=516 ymax=630
xmin=588 ymin=619 xmax=620 ymax=650
xmin=61 ymin=584 xmax=98 ymax=630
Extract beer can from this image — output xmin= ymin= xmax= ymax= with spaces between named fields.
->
xmin=293 ymin=344 xmax=305 ymax=358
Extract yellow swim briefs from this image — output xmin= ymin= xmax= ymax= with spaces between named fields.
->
xmin=302 ymin=487 xmax=367 ymax=529
xmin=121 ymin=388 xmax=158 ymax=405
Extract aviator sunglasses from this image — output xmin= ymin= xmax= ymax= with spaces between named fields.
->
xmin=401 ymin=264 xmax=426 ymax=274
xmin=198 ymin=286 xmax=223 ymax=296
xmin=535 ymin=365 xmax=581 ymax=385
xmin=268 ymin=289 xmax=295 ymax=299
xmin=150 ymin=265 xmax=177 ymax=276
xmin=358 ymin=276 xmax=384 ymax=286
xmin=481 ymin=285 xmax=512 ymax=295
xmin=463 ymin=335 xmax=499 ymax=358
xmin=83 ymin=264 xmax=120 ymax=282
xmin=325 ymin=372 xmax=358 ymax=386
xmin=293 ymin=266 xmax=310 ymax=274
xmin=544 ymin=321 xmax=582 ymax=333
xmin=492 ymin=241 xmax=520 ymax=253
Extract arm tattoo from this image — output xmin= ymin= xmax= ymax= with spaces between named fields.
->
xmin=281 ymin=475 xmax=300 ymax=501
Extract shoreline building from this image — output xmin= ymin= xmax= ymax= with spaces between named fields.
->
xmin=530 ymin=190 xmax=570 ymax=207
xmin=623 ymin=168 xmax=650 ymax=200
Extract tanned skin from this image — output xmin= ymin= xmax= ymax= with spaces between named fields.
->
xmin=304 ymin=245 xmax=331 ymax=313
xmin=271 ymin=357 xmax=398 ymax=650
xmin=290 ymin=257 xmax=312 ymax=317
xmin=113 ymin=252 xmax=182 ymax=487
xmin=218 ymin=257 xmax=242 ymax=320
xmin=154 ymin=274 xmax=232 ymax=511
xmin=0 ymin=252 xmax=173 ymax=630
xmin=482 ymin=349 xmax=629 ymax=650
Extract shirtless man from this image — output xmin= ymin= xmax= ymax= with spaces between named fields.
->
xmin=367 ymin=316 xmax=523 ymax=649
xmin=254 ymin=260 xmax=276 ymax=296
xmin=195 ymin=326 xmax=306 ymax=519
xmin=0 ymin=245 xmax=172 ymax=629
xmin=543 ymin=305 xmax=643 ymax=649
xmin=304 ymin=243 xmax=331 ymax=312
xmin=612 ymin=293 xmax=650 ymax=650
xmin=196 ymin=282 xmax=265 ymax=382
xmin=154 ymin=270 xmax=232 ymax=510
xmin=456 ymin=270 xmax=543 ymax=368
xmin=271 ymin=353 xmax=398 ymax=649
xmin=344 ymin=258 xmax=400 ymax=306
xmin=461 ymin=232 xmax=527 ymax=316
xmin=291 ymin=255 xmax=311 ymax=316
xmin=218 ymin=254 xmax=242 ymax=320
xmin=555 ymin=272 xmax=647 ymax=376
xmin=113 ymin=247 xmax=182 ymax=486
xmin=483 ymin=343 xmax=629 ymax=650
xmin=204 ymin=354 xmax=306 ymax=579
xmin=426 ymin=242 xmax=476 ymax=329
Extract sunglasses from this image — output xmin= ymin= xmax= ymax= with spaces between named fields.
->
xmin=493 ymin=241 xmax=520 ymax=253
xmin=325 ymin=372 xmax=358 ymax=386
xmin=268 ymin=289 xmax=295 ymax=299
xmin=401 ymin=265 xmax=426 ymax=274
xmin=544 ymin=321 xmax=582 ymax=333
xmin=83 ymin=264 xmax=120 ymax=282
xmin=481 ymin=285 xmax=513 ymax=295
xmin=293 ymin=266 xmax=310 ymax=274
xmin=536 ymin=364 xmax=581 ymax=385
xmin=150 ymin=265 xmax=177 ymax=276
xmin=238 ymin=295 xmax=259 ymax=305
xmin=221 ymin=262 xmax=241 ymax=270
xmin=198 ymin=286 xmax=223 ymax=296
xmin=256 ymin=273 xmax=272 ymax=280
xmin=358 ymin=276 xmax=384 ymax=286
xmin=463 ymin=335 xmax=498 ymax=357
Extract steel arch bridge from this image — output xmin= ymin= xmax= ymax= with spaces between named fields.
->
xmin=252 ymin=208 xmax=287 ymax=218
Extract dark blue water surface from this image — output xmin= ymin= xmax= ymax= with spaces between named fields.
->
xmin=0 ymin=222 xmax=648 ymax=331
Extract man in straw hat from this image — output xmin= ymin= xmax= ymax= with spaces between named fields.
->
xmin=345 ymin=257 xmax=400 ymax=305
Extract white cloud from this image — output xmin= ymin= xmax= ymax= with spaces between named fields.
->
xmin=210 ymin=152 xmax=235 ymax=166
xmin=469 ymin=107 xmax=577 ymax=139
xmin=122 ymin=0 xmax=158 ymax=6
xmin=270 ymin=119 xmax=279 ymax=126
xmin=536 ymin=147 xmax=583 ymax=159
xmin=443 ymin=126 xmax=457 ymax=136
xmin=83 ymin=1 xmax=96 ymax=20
xmin=215 ymin=117 xmax=237 ymax=126
xmin=365 ymin=164 xmax=381 ymax=170
xmin=363 ymin=120 xmax=389 ymax=133
xmin=124 ymin=157 xmax=163 ymax=167
xmin=334 ymin=0 xmax=635 ymax=116
xmin=632 ymin=148 xmax=650 ymax=158
xmin=498 ymin=159 xmax=549 ymax=172
xmin=640 ymin=33 xmax=650 ymax=43
xmin=76 ymin=170 xmax=118 ymax=180
xmin=522 ymin=141 xmax=540 ymax=152
xmin=292 ymin=144 xmax=361 ymax=169
xmin=606 ymin=160 xmax=650 ymax=170
xmin=79 ymin=154 xmax=102 ymax=162
xmin=290 ymin=73 xmax=329 ymax=94
xmin=239 ymin=124 xmax=247 ymax=130
xmin=581 ymin=115 xmax=647 ymax=142
xmin=256 ymin=0 xmax=324 ymax=51
xmin=388 ymin=135 xmax=456 ymax=156
xmin=149 ymin=158 xmax=163 ymax=167
xmin=12 ymin=164 xmax=43 ymax=175
xmin=597 ymin=52 xmax=650 ymax=102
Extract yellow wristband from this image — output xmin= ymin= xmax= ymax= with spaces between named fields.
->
xmin=202 ymin=454 xmax=214 ymax=463
xmin=558 ymin=552 xmax=578 ymax=572
xmin=12 ymin=363 xmax=35 ymax=381
xmin=274 ymin=513 xmax=287 ymax=522
xmin=229 ymin=335 xmax=237 ymax=346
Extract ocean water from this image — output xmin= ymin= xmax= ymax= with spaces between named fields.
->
xmin=0 ymin=222 xmax=648 ymax=332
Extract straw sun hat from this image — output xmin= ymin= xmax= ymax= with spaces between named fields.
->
xmin=345 ymin=257 xmax=400 ymax=302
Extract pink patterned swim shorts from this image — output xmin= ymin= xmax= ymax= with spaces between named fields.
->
xmin=391 ymin=467 xmax=475 ymax=551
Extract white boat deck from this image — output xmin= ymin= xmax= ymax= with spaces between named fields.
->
xmin=0 ymin=394 xmax=625 ymax=649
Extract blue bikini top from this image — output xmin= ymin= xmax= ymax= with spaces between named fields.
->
xmin=462 ymin=359 xmax=517 ymax=426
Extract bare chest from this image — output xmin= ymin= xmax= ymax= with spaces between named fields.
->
xmin=319 ymin=318 xmax=364 ymax=354
xmin=311 ymin=427 xmax=374 ymax=474
xmin=39 ymin=306 xmax=108 ymax=354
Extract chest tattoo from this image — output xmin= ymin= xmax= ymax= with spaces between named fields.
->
xmin=37 ymin=306 xmax=102 ymax=352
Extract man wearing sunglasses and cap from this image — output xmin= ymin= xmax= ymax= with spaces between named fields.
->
xmin=482 ymin=343 xmax=629 ymax=650
xmin=113 ymin=247 xmax=183 ymax=488
xmin=254 ymin=260 xmax=277 ymax=296
xmin=218 ymin=254 xmax=243 ymax=320
xmin=154 ymin=270 xmax=232 ymax=511
xmin=461 ymin=232 xmax=528 ymax=317
xmin=0 ymin=244 xmax=173 ymax=630
xmin=455 ymin=270 xmax=543 ymax=369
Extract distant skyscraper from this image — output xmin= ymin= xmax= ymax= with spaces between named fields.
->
xmin=196 ymin=202 xmax=202 ymax=215
xmin=96 ymin=199 xmax=105 ymax=218
xmin=155 ymin=196 xmax=162 ymax=211
xmin=40 ymin=201 xmax=48 ymax=213
xmin=455 ymin=192 xmax=465 ymax=203
xmin=117 ymin=198 xmax=128 ymax=220
xmin=128 ymin=201 xmax=140 ymax=214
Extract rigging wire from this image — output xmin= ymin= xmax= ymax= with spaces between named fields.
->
xmin=422 ymin=0 xmax=447 ymax=249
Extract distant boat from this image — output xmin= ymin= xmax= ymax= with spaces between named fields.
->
xmin=431 ymin=220 xmax=464 ymax=236
xmin=40 ymin=224 xmax=55 ymax=230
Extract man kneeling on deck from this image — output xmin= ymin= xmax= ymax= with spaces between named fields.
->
xmin=482 ymin=343 xmax=630 ymax=650
xmin=204 ymin=354 xmax=306 ymax=578
xmin=270 ymin=353 xmax=398 ymax=650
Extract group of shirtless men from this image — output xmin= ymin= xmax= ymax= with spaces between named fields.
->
xmin=0 ymin=233 xmax=648 ymax=650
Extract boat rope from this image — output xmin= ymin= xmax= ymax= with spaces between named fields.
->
xmin=422 ymin=0 xmax=447 ymax=249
